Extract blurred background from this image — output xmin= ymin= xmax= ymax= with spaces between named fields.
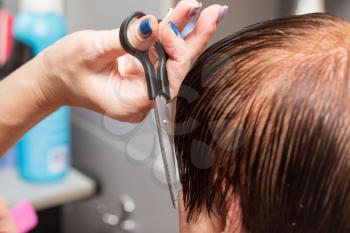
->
xmin=1 ymin=0 xmax=350 ymax=233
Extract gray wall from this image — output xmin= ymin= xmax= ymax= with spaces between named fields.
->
xmin=7 ymin=0 xmax=350 ymax=232
xmin=2 ymin=0 xmax=172 ymax=30
xmin=1 ymin=0 xmax=16 ymax=12
xmin=279 ymin=0 xmax=350 ymax=18
xmin=204 ymin=0 xmax=279 ymax=44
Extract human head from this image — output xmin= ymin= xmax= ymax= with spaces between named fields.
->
xmin=175 ymin=13 xmax=350 ymax=233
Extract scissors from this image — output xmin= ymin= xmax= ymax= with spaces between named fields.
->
xmin=120 ymin=11 xmax=179 ymax=208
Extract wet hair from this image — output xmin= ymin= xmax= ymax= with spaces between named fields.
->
xmin=175 ymin=13 xmax=350 ymax=233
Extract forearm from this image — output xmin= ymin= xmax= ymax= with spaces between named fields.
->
xmin=0 ymin=54 xmax=58 ymax=154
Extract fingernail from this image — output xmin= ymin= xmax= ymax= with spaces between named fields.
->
xmin=139 ymin=18 xmax=152 ymax=38
xmin=217 ymin=5 xmax=229 ymax=23
xmin=169 ymin=21 xmax=180 ymax=37
xmin=187 ymin=3 xmax=202 ymax=18
xmin=166 ymin=8 xmax=173 ymax=18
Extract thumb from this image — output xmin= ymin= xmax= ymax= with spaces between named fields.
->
xmin=98 ymin=15 xmax=159 ymax=59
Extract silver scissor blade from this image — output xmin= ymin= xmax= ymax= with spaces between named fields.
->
xmin=154 ymin=96 xmax=179 ymax=208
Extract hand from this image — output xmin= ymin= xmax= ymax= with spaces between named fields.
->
xmin=0 ymin=199 xmax=17 ymax=233
xmin=38 ymin=0 xmax=228 ymax=122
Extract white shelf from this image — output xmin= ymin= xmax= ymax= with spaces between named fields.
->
xmin=0 ymin=168 xmax=96 ymax=210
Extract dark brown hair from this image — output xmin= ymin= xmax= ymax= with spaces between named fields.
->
xmin=175 ymin=13 xmax=350 ymax=233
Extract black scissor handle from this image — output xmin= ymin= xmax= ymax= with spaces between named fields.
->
xmin=155 ymin=40 xmax=171 ymax=100
xmin=120 ymin=11 xmax=158 ymax=100
xmin=119 ymin=11 xmax=171 ymax=101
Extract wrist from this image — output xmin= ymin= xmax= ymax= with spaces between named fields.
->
xmin=0 ymin=52 xmax=62 ymax=150
xmin=32 ymin=50 xmax=66 ymax=110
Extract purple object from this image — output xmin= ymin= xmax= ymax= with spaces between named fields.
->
xmin=10 ymin=201 xmax=38 ymax=233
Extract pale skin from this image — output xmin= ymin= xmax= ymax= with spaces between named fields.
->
xmin=0 ymin=1 xmax=230 ymax=232
xmin=178 ymin=189 xmax=244 ymax=233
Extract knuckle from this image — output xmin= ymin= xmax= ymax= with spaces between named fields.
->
xmin=137 ymin=114 xmax=148 ymax=122
xmin=128 ymin=113 xmax=147 ymax=123
xmin=72 ymin=30 xmax=98 ymax=55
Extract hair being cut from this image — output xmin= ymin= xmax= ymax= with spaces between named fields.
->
xmin=175 ymin=13 xmax=350 ymax=233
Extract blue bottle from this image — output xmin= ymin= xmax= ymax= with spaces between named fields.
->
xmin=15 ymin=0 xmax=70 ymax=183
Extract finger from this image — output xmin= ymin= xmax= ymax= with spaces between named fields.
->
xmin=118 ymin=48 xmax=159 ymax=79
xmin=159 ymin=19 xmax=188 ymax=62
xmin=185 ymin=5 xmax=228 ymax=61
xmin=158 ymin=0 xmax=203 ymax=61
xmin=148 ymin=47 xmax=160 ymax=67
xmin=117 ymin=54 xmax=144 ymax=77
xmin=0 ymin=198 xmax=9 ymax=218
xmin=0 ymin=198 xmax=16 ymax=233
xmin=97 ymin=15 xmax=159 ymax=59
xmin=164 ymin=0 xmax=203 ymax=33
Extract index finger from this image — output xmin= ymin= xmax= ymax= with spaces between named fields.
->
xmin=185 ymin=5 xmax=229 ymax=62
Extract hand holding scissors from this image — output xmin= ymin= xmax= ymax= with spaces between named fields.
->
xmin=119 ymin=2 xmax=228 ymax=207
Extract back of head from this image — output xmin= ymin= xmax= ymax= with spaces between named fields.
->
xmin=175 ymin=13 xmax=350 ymax=233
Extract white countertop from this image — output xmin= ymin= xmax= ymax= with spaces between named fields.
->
xmin=0 ymin=168 xmax=96 ymax=210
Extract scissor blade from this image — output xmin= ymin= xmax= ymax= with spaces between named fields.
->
xmin=154 ymin=96 xmax=179 ymax=208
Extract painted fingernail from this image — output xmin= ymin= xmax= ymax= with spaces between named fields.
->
xmin=166 ymin=8 xmax=173 ymax=18
xmin=217 ymin=5 xmax=229 ymax=23
xmin=139 ymin=18 xmax=152 ymax=38
xmin=169 ymin=21 xmax=180 ymax=37
xmin=187 ymin=3 xmax=203 ymax=18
